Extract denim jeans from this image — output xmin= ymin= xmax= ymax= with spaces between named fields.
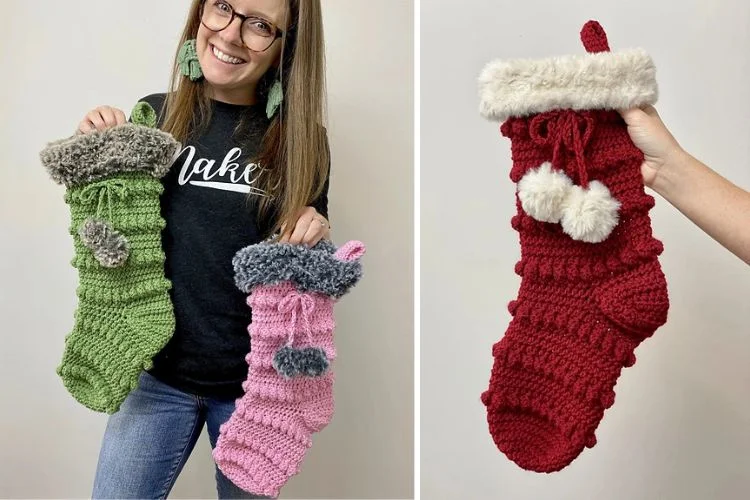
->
xmin=92 ymin=370 xmax=270 ymax=499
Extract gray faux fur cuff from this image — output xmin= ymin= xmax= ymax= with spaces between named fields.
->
xmin=233 ymin=240 xmax=365 ymax=298
xmin=40 ymin=124 xmax=181 ymax=187
xmin=479 ymin=48 xmax=658 ymax=121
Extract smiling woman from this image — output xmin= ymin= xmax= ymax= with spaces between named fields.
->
xmin=69 ymin=0 xmax=335 ymax=497
xmin=10 ymin=0 xmax=412 ymax=498
xmin=194 ymin=0 xmax=288 ymax=103
xmin=43 ymin=0 xmax=340 ymax=498
xmin=164 ymin=0 xmax=330 ymax=243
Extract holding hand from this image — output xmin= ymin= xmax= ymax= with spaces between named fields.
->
xmin=279 ymin=206 xmax=331 ymax=247
xmin=620 ymin=105 xmax=750 ymax=264
xmin=618 ymin=105 xmax=685 ymax=188
xmin=77 ymin=106 xmax=127 ymax=135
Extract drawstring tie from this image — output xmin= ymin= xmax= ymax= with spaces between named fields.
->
xmin=77 ymin=179 xmax=130 ymax=223
xmin=272 ymin=290 xmax=330 ymax=379
xmin=75 ymin=179 xmax=131 ymax=267
xmin=529 ymin=110 xmax=594 ymax=188
xmin=519 ymin=110 xmax=621 ymax=244
xmin=278 ymin=291 xmax=316 ymax=348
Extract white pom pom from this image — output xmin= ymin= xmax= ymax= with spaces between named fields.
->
xmin=517 ymin=162 xmax=573 ymax=223
xmin=560 ymin=181 xmax=621 ymax=243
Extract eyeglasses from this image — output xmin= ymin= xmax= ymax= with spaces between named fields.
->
xmin=200 ymin=0 xmax=284 ymax=53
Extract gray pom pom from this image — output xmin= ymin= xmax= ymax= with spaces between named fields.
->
xmin=272 ymin=346 xmax=330 ymax=379
xmin=296 ymin=347 xmax=329 ymax=377
xmin=272 ymin=346 xmax=301 ymax=379
xmin=78 ymin=218 xmax=130 ymax=268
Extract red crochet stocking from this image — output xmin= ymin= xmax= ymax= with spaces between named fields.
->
xmin=479 ymin=20 xmax=669 ymax=472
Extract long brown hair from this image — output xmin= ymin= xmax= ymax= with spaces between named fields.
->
xmin=161 ymin=0 xmax=329 ymax=237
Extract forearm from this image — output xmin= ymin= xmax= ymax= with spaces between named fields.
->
xmin=653 ymin=151 xmax=750 ymax=264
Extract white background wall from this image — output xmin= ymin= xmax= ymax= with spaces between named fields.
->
xmin=422 ymin=0 xmax=750 ymax=499
xmin=0 ymin=1 xmax=413 ymax=498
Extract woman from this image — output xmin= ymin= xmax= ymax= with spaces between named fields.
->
xmin=81 ymin=0 xmax=331 ymax=497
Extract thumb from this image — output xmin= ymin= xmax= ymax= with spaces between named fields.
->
xmin=641 ymin=161 xmax=659 ymax=188
xmin=617 ymin=107 xmax=644 ymax=126
xmin=619 ymin=105 xmax=659 ymax=126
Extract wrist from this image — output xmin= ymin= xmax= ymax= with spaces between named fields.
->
xmin=651 ymin=146 xmax=690 ymax=198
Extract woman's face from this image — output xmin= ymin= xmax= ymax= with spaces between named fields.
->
xmin=195 ymin=0 xmax=287 ymax=104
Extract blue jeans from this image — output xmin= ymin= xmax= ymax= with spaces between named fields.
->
xmin=92 ymin=371 xmax=269 ymax=499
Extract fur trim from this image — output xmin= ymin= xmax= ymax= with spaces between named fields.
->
xmin=233 ymin=239 xmax=365 ymax=298
xmin=560 ymin=181 xmax=621 ymax=243
xmin=517 ymin=163 xmax=573 ymax=223
xmin=40 ymin=124 xmax=181 ymax=187
xmin=479 ymin=49 xmax=658 ymax=121
xmin=78 ymin=218 xmax=130 ymax=267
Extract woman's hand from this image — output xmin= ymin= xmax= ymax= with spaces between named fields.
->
xmin=77 ymin=105 xmax=127 ymax=135
xmin=279 ymin=206 xmax=331 ymax=247
xmin=621 ymin=106 xmax=750 ymax=264
xmin=618 ymin=105 xmax=685 ymax=188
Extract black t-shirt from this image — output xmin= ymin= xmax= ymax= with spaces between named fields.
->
xmin=135 ymin=93 xmax=329 ymax=399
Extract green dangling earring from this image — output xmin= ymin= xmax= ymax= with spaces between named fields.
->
xmin=266 ymin=79 xmax=283 ymax=119
xmin=178 ymin=39 xmax=203 ymax=81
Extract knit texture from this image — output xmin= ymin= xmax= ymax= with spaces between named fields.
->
xmin=40 ymin=121 xmax=181 ymax=414
xmin=478 ymin=20 xmax=669 ymax=472
xmin=213 ymin=240 xmax=365 ymax=497
xmin=130 ymin=101 xmax=158 ymax=129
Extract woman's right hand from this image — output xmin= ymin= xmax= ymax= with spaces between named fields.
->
xmin=621 ymin=106 xmax=750 ymax=265
xmin=77 ymin=105 xmax=127 ymax=135
xmin=618 ymin=105 xmax=686 ymax=188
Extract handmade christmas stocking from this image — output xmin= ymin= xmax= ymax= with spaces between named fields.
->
xmin=477 ymin=21 xmax=670 ymax=472
xmin=212 ymin=239 xmax=365 ymax=497
xmin=39 ymin=105 xmax=180 ymax=413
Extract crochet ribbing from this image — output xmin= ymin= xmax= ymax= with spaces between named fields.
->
xmin=40 ymin=118 xmax=180 ymax=414
xmin=478 ymin=21 xmax=669 ymax=472
xmin=213 ymin=240 xmax=365 ymax=497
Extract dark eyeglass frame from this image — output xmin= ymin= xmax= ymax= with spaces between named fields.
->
xmin=200 ymin=0 xmax=285 ymax=53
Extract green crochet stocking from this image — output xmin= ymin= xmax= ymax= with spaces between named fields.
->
xmin=40 ymin=108 xmax=180 ymax=413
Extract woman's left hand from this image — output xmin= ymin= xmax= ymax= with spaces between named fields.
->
xmin=279 ymin=206 xmax=331 ymax=246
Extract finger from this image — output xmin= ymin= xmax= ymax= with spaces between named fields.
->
xmin=318 ymin=215 xmax=331 ymax=239
xmin=617 ymin=107 xmax=645 ymax=124
xmin=277 ymin=221 xmax=290 ymax=242
xmin=301 ymin=221 xmax=325 ymax=247
xmin=77 ymin=119 xmax=96 ymax=135
xmin=98 ymin=106 xmax=118 ymax=128
xmin=313 ymin=215 xmax=330 ymax=235
xmin=289 ymin=213 xmax=314 ymax=245
xmin=114 ymin=108 xmax=127 ymax=126
xmin=641 ymin=104 xmax=659 ymax=118
xmin=87 ymin=110 xmax=107 ymax=131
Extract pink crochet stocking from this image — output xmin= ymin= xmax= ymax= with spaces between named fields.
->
xmin=213 ymin=240 xmax=365 ymax=497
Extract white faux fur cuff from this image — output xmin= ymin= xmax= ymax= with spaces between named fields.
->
xmin=478 ymin=48 xmax=658 ymax=121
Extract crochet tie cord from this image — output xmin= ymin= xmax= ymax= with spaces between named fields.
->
xmin=39 ymin=109 xmax=180 ymax=414
xmin=212 ymin=239 xmax=365 ymax=497
xmin=477 ymin=20 xmax=670 ymax=472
